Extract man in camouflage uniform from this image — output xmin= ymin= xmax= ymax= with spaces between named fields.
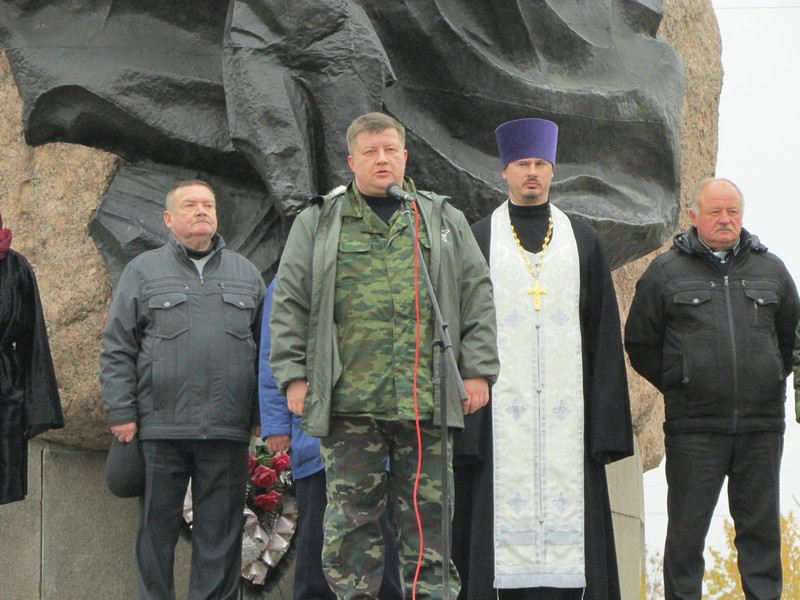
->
xmin=270 ymin=112 xmax=499 ymax=599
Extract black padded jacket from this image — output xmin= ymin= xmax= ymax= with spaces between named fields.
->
xmin=625 ymin=227 xmax=800 ymax=435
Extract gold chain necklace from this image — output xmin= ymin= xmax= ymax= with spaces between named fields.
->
xmin=510 ymin=210 xmax=553 ymax=311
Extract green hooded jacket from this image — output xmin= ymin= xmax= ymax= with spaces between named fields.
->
xmin=269 ymin=180 xmax=499 ymax=437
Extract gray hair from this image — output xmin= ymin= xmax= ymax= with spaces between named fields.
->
xmin=691 ymin=177 xmax=744 ymax=212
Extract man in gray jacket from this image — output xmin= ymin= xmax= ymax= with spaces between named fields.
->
xmin=101 ymin=180 xmax=265 ymax=600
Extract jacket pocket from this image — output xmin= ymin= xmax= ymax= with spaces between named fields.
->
xmin=149 ymin=292 xmax=190 ymax=412
xmin=221 ymin=293 xmax=257 ymax=425
xmin=662 ymin=289 xmax=713 ymax=389
xmin=664 ymin=289 xmax=716 ymax=416
xmin=670 ymin=289 xmax=713 ymax=332
xmin=336 ymin=240 xmax=372 ymax=287
xmin=221 ymin=293 xmax=256 ymax=338
xmin=743 ymin=287 xmax=780 ymax=329
xmin=743 ymin=329 xmax=786 ymax=407
xmin=150 ymin=293 xmax=189 ymax=339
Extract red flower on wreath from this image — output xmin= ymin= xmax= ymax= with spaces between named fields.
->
xmin=238 ymin=446 xmax=296 ymax=589
xmin=252 ymin=465 xmax=278 ymax=490
xmin=270 ymin=452 xmax=291 ymax=474
xmin=248 ymin=454 xmax=259 ymax=474
xmin=253 ymin=490 xmax=282 ymax=512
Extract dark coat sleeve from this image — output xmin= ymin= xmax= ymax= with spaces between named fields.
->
xmin=774 ymin=263 xmax=800 ymax=375
xmin=623 ymin=257 xmax=667 ymax=391
xmin=17 ymin=254 xmax=64 ymax=439
xmin=794 ymin=321 xmax=800 ymax=423
xmin=570 ymin=218 xmax=633 ymax=464
xmin=453 ymin=216 xmax=493 ymax=464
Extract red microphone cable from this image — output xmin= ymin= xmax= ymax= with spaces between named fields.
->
xmin=409 ymin=199 xmax=426 ymax=600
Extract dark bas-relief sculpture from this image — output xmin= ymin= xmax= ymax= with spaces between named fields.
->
xmin=0 ymin=0 xmax=683 ymax=280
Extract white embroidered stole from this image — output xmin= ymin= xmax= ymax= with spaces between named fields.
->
xmin=490 ymin=201 xmax=586 ymax=589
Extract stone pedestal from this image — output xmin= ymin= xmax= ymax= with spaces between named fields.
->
xmin=0 ymin=440 xmax=641 ymax=599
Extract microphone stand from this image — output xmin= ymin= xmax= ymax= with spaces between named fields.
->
xmin=401 ymin=198 xmax=466 ymax=600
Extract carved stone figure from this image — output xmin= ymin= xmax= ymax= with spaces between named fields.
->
xmin=0 ymin=0 xmax=683 ymax=284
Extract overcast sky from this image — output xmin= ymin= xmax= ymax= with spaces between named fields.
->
xmin=643 ymin=0 xmax=800 ymax=567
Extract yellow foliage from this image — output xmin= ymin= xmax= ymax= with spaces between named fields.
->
xmin=704 ymin=519 xmax=742 ymax=598
xmin=645 ymin=546 xmax=665 ymax=599
xmin=782 ymin=511 xmax=800 ymax=597
xmin=704 ymin=511 xmax=800 ymax=599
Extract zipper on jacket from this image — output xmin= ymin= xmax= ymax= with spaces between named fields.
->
xmin=742 ymin=279 xmax=759 ymax=315
xmin=199 ymin=267 xmax=209 ymax=438
xmin=723 ymin=275 xmax=739 ymax=430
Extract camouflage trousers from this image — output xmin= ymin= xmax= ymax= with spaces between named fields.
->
xmin=320 ymin=416 xmax=460 ymax=599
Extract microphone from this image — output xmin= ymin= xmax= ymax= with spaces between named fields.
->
xmin=385 ymin=183 xmax=416 ymax=204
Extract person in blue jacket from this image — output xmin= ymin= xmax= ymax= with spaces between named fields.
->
xmin=259 ymin=278 xmax=402 ymax=599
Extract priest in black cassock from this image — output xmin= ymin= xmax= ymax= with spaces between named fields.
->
xmin=452 ymin=118 xmax=634 ymax=600
xmin=0 ymin=212 xmax=64 ymax=505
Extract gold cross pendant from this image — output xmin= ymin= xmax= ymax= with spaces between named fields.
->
xmin=527 ymin=279 xmax=546 ymax=311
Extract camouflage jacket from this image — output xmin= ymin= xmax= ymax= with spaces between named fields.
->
xmin=331 ymin=189 xmax=434 ymax=418
xmin=269 ymin=179 xmax=499 ymax=437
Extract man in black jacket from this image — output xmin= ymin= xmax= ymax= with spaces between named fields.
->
xmin=625 ymin=177 xmax=800 ymax=600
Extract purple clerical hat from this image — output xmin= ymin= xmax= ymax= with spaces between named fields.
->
xmin=495 ymin=118 xmax=558 ymax=167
